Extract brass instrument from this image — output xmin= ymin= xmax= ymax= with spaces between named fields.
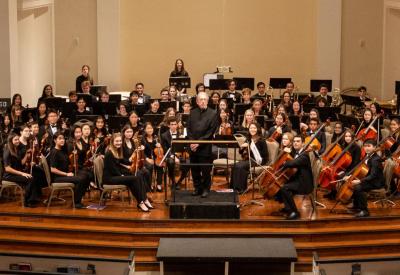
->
xmin=331 ymin=88 xmax=342 ymax=107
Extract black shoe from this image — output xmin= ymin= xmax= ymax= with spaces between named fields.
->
xmin=355 ymin=210 xmax=370 ymax=218
xmin=201 ymin=190 xmax=209 ymax=198
xmin=156 ymin=185 xmax=163 ymax=192
xmin=24 ymin=202 xmax=37 ymax=208
xmin=286 ymin=212 xmax=300 ymax=220
xmin=279 ymin=207 xmax=291 ymax=214
xmin=174 ymin=183 xmax=181 ymax=190
xmin=74 ymin=203 xmax=86 ymax=209
xmin=192 ymin=189 xmax=201 ymax=196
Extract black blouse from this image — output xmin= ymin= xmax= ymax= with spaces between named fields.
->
xmin=3 ymin=145 xmax=24 ymax=176
xmin=103 ymin=151 xmax=131 ymax=182
xmin=49 ymin=148 xmax=69 ymax=179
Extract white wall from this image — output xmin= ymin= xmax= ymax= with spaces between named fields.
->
xmin=17 ymin=3 xmax=54 ymax=106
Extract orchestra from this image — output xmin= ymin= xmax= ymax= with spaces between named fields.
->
xmin=1 ymin=59 xmax=399 ymax=221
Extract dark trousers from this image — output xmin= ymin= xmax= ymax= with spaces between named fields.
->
xmin=145 ymin=162 xmax=164 ymax=186
xmin=105 ymin=175 xmax=147 ymax=203
xmin=3 ymin=174 xmax=41 ymax=204
xmin=230 ymin=160 xmax=249 ymax=192
xmin=278 ymin=181 xmax=300 ymax=213
xmin=54 ymin=170 xmax=90 ymax=204
xmin=137 ymin=168 xmax=151 ymax=192
xmin=353 ymin=182 xmax=379 ymax=211
xmin=190 ymin=154 xmax=212 ymax=192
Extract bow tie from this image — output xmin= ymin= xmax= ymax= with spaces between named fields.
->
xmin=51 ymin=124 xmax=57 ymax=128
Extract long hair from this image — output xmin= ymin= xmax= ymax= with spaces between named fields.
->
xmin=6 ymin=132 xmax=19 ymax=158
xmin=81 ymin=64 xmax=92 ymax=82
xmin=41 ymin=84 xmax=54 ymax=98
xmin=248 ymin=122 xmax=262 ymax=142
xmin=11 ymin=93 xmax=22 ymax=106
xmin=108 ymin=133 xmax=123 ymax=159
xmin=174 ymin=59 xmax=185 ymax=73
xmin=242 ymin=109 xmax=255 ymax=128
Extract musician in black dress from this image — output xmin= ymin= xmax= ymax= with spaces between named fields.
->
xmin=128 ymin=111 xmax=143 ymax=135
xmin=3 ymin=132 xmax=42 ymax=207
xmin=48 ymin=131 xmax=90 ymax=209
xmin=121 ymin=125 xmax=152 ymax=192
xmin=103 ymin=133 xmax=152 ymax=212
xmin=277 ymin=135 xmax=314 ymax=220
xmin=331 ymin=122 xmax=344 ymax=144
xmin=36 ymin=101 xmax=48 ymax=127
xmin=186 ymin=92 xmax=218 ymax=197
xmin=142 ymin=122 xmax=164 ymax=192
xmin=170 ymin=58 xmax=189 ymax=77
xmin=306 ymin=118 xmax=326 ymax=156
xmin=267 ymin=113 xmax=291 ymax=144
xmin=230 ymin=123 xmax=268 ymax=193
xmin=344 ymin=139 xmax=384 ymax=217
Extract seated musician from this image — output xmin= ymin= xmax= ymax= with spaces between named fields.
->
xmin=135 ymin=82 xmax=151 ymax=104
xmin=251 ymin=81 xmax=269 ymax=101
xmin=159 ymin=107 xmax=178 ymax=135
xmin=222 ymin=80 xmax=242 ymax=102
xmin=285 ymin=81 xmax=295 ymax=96
xmin=218 ymin=99 xmax=233 ymax=119
xmin=49 ymin=131 xmax=90 ymax=209
xmin=160 ymin=88 xmax=170 ymax=102
xmin=169 ymin=85 xmax=178 ymax=102
xmin=93 ymin=116 xmax=109 ymax=156
xmin=36 ymin=101 xmax=48 ymax=127
xmin=331 ymin=122 xmax=344 ymax=143
xmin=236 ymin=109 xmax=256 ymax=133
xmin=316 ymin=97 xmax=328 ymax=108
xmin=72 ymin=97 xmax=92 ymax=121
xmin=281 ymin=91 xmax=293 ymax=114
xmin=69 ymin=91 xmax=78 ymax=103
xmin=357 ymin=108 xmax=379 ymax=141
xmin=3 ymin=131 xmax=42 ymax=207
xmin=142 ymin=122 xmax=164 ymax=192
xmin=314 ymin=84 xmax=332 ymax=105
xmin=182 ymin=101 xmax=191 ymax=115
xmin=276 ymin=135 xmax=314 ymax=220
xmin=305 ymin=118 xmax=326 ymax=156
xmin=231 ymin=123 xmax=268 ymax=194
xmin=280 ymin=132 xmax=294 ymax=152
xmin=210 ymin=92 xmax=221 ymax=106
xmin=103 ymin=133 xmax=153 ymax=212
xmin=274 ymin=104 xmax=287 ymax=117
xmin=357 ymin=86 xmax=370 ymax=103
xmin=252 ymin=99 xmax=266 ymax=117
xmin=121 ymin=125 xmax=152 ymax=193
xmin=67 ymin=125 xmax=94 ymax=184
xmin=289 ymin=100 xmax=302 ymax=117
xmin=81 ymin=81 xmax=97 ymax=103
xmin=128 ymin=111 xmax=143 ymax=135
xmin=267 ymin=112 xmax=291 ymax=144
xmin=324 ymin=129 xmax=361 ymax=200
xmin=344 ymin=139 xmax=384 ymax=217
xmin=38 ymin=109 xmax=67 ymax=155
xmin=146 ymin=100 xmax=161 ymax=115
xmin=241 ymin=88 xmax=252 ymax=104
xmin=161 ymin=117 xmax=189 ymax=190
xmin=212 ymin=109 xmax=233 ymax=159
xmin=99 ymin=91 xmax=110 ymax=103
xmin=300 ymin=108 xmax=320 ymax=133
xmin=383 ymin=119 xmax=400 ymax=193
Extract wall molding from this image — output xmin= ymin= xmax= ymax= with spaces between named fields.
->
xmin=18 ymin=0 xmax=53 ymax=11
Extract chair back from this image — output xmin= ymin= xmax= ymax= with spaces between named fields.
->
xmin=266 ymin=140 xmax=279 ymax=165
xmin=93 ymin=155 xmax=104 ymax=188
xmin=325 ymin=132 xmax=333 ymax=147
xmin=40 ymin=157 xmax=52 ymax=188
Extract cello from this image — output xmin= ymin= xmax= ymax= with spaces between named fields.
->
xmin=260 ymin=123 xmax=326 ymax=199
xmin=320 ymin=131 xmax=346 ymax=164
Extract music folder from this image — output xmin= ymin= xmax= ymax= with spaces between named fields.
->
xmin=169 ymin=77 xmax=191 ymax=88
xmin=269 ymin=78 xmax=292 ymax=89
xmin=310 ymin=79 xmax=332 ymax=92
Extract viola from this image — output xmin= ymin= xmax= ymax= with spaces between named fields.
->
xmin=84 ymin=138 xmax=95 ymax=168
xmin=154 ymin=136 xmax=165 ymax=167
xmin=267 ymin=123 xmax=285 ymax=143
xmin=130 ymin=132 xmax=145 ymax=175
xmin=220 ymin=117 xmax=233 ymax=136
xmin=68 ymin=141 xmax=78 ymax=174
xmin=356 ymin=114 xmax=381 ymax=142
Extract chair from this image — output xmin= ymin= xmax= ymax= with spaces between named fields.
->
xmin=0 ymin=180 xmax=24 ymax=206
xmin=368 ymin=160 xmax=396 ymax=207
xmin=41 ymin=157 xmax=75 ymax=208
xmin=211 ymin=148 xmax=238 ymax=184
xmin=93 ymin=156 xmax=131 ymax=206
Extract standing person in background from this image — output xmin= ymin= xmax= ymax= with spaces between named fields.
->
xmin=186 ymin=92 xmax=218 ymax=198
xmin=76 ymin=65 xmax=93 ymax=93
xmin=37 ymin=84 xmax=55 ymax=106
xmin=170 ymin=59 xmax=189 ymax=77
xmin=222 ymin=80 xmax=242 ymax=103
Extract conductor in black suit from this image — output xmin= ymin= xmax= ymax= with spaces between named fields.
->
xmin=187 ymin=92 xmax=218 ymax=198
xmin=278 ymin=135 xmax=314 ymax=220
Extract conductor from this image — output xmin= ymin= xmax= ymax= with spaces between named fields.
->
xmin=187 ymin=92 xmax=218 ymax=198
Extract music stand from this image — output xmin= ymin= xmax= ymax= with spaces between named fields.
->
xmin=264 ymin=119 xmax=275 ymax=131
xmin=159 ymin=101 xmax=176 ymax=113
xmin=90 ymin=85 xmax=107 ymax=96
xmin=338 ymin=114 xmax=360 ymax=129
xmin=109 ymin=94 xmax=122 ymax=103
xmin=170 ymin=139 xmax=191 ymax=202
xmin=209 ymin=79 xmax=230 ymax=90
xmin=45 ymin=97 xmax=66 ymax=111
xmin=220 ymin=97 xmax=235 ymax=109
xmin=62 ymin=102 xmax=77 ymax=117
xmin=340 ymin=95 xmax=364 ymax=107
xmin=310 ymin=79 xmax=332 ymax=92
xmin=108 ymin=116 xmax=129 ymax=132
xmin=296 ymin=93 xmax=314 ymax=103
xmin=142 ymin=114 xmax=164 ymax=128
xmin=131 ymin=103 xmax=148 ymax=117
xmin=316 ymin=107 xmax=340 ymax=122
xmin=233 ymin=77 xmax=255 ymax=90
xmin=169 ymin=77 xmax=191 ymax=89
xmin=269 ymin=78 xmax=291 ymax=89
xmin=303 ymin=103 xmax=316 ymax=113
xmin=289 ymin=115 xmax=300 ymax=133
xmin=395 ymin=81 xmax=400 ymax=114
xmin=234 ymin=103 xmax=252 ymax=122
xmin=76 ymin=114 xmax=98 ymax=122
xmin=180 ymin=114 xmax=189 ymax=126
xmin=92 ymin=102 xmax=117 ymax=117
xmin=0 ymin=98 xmax=11 ymax=113
xmin=255 ymin=115 xmax=265 ymax=128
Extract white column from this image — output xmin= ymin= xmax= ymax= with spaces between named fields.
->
xmin=97 ymin=0 xmax=121 ymax=92
xmin=316 ymin=0 xmax=342 ymax=89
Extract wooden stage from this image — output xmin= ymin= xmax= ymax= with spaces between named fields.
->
xmin=0 ymin=175 xmax=400 ymax=272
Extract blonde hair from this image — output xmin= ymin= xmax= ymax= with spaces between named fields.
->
xmin=281 ymin=132 xmax=294 ymax=149
xmin=242 ymin=109 xmax=255 ymax=128
xmin=242 ymin=88 xmax=251 ymax=96
xmin=108 ymin=133 xmax=123 ymax=159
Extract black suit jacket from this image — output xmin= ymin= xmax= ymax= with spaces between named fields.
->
xmin=222 ymin=91 xmax=242 ymax=103
xmin=282 ymin=151 xmax=314 ymax=195
xmin=360 ymin=153 xmax=384 ymax=189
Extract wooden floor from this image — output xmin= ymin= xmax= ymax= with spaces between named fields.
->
xmin=0 ymin=174 xmax=400 ymax=272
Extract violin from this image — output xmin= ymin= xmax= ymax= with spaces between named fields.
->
xmin=24 ymin=139 xmax=34 ymax=174
xmin=130 ymin=132 xmax=145 ymax=175
xmin=154 ymin=136 xmax=165 ymax=167
xmin=220 ymin=116 xmax=232 ymax=136
xmin=267 ymin=122 xmax=285 ymax=143
xmin=68 ymin=141 xmax=78 ymax=174
xmin=84 ymin=137 xmax=95 ymax=168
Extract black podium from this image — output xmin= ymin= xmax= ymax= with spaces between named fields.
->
xmin=157 ymin=238 xmax=297 ymax=275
